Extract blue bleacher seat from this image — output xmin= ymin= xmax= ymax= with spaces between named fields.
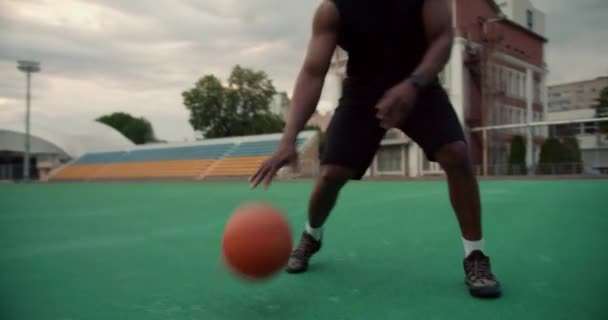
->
xmin=226 ymin=138 xmax=306 ymax=158
xmin=73 ymin=143 xmax=234 ymax=164
xmin=124 ymin=143 xmax=234 ymax=162
xmin=71 ymin=137 xmax=308 ymax=165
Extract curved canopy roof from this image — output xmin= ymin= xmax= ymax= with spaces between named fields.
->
xmin=0 ymin=118 xmax=134 ymax=158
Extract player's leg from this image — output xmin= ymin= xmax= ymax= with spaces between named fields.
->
xmin=434 ymin=141 xmax=481 ymax=243
xmin=287 ymin=105 xmax=386 ymax=274
xmin=286 ymin=164 xmax=354 ymax=273
xmin=400 ymin=83 xmax=501 ymax=298
xmin=434 ymin=142 xmax=500 ymax=298
xmin=307 ymin=165 xmax=355 ymax=229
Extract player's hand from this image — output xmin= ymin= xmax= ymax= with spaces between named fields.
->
xmin=249 ymin=143 xmax=298 ymax=190
xmin=375 ymin=80 xmax=419 ymax=129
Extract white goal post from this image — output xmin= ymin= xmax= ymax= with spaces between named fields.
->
xmin=469 ymin=117 xmax=608 ymax=176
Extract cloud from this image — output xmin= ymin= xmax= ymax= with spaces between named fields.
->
xmin=1 ymin=0 xmax=605 ymax=142
xmin=531 ymin=0 xmax=608 ymax=84
xmin=0 ymin=0 xmax=327 ymax=141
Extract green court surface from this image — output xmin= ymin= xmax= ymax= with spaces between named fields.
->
xmin=1 ymin=180 xmax=607 ymax=320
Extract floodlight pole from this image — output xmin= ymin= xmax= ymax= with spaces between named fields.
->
xmin=17 ymin=60 xmax=41 ymax=182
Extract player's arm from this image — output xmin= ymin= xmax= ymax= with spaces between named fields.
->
xmin=250 ymin=1 xmax=338 ymax=189
xmin=410 ymin=0 xmax=453 ymax=85
xmin=279 ymin=0 xmax=339 ymax=146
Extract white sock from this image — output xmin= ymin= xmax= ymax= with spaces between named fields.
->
xmin=305 ymin=222 xmax=323 ymax=241
xmin=463 ymin=238 xmax=484 ymax=257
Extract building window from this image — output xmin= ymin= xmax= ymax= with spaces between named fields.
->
xmin=584 ymin=122 xmax=598 ymax=134
xmin=522 ymin=73 xmax=527 ymax=99
xmin=526 ymin=9 xmax=534 ymax=29
xmin=504 ymin=78 xmax=509 ymax=97
xmin=376 ymin=145 xmax=403 ymax=173
xmin=517 ymin=74 xmax=521 ymax=98
xmin=555 ymin=124 xmax=568 ymax=137
xmin=496 ymin=67 xmax=503 ymax=91
xmin=422 ymin=156 xmax=430 ymax=171
xmin=498 ymin=105 xmax=504 ymax=125
xmin=511 ymin=73 xmax=517 ymax=97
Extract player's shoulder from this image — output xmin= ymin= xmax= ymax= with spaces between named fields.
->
xmin=319 ymin=0 xmax=340 ymax=13
xmin=313 ymin=0 xmax=340 ymax=28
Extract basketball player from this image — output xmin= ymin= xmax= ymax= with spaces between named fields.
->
xmin=250 ymin=0 xmax=501 ymax=298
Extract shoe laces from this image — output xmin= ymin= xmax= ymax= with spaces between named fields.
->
xmin=465 ymin=254 xmax=494 ymax=280
xmin=293 ymin=234 xmax=318 ymax=258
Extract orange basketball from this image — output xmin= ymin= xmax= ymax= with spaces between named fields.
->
xmin=222 ymin=203 xmax=292 ymax=280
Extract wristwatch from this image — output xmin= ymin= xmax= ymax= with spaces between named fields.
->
xmin=409 ymin=73 xmax=428 ymax=89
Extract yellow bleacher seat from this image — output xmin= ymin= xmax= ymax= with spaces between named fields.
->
xmin=94 ymin=159 xmax=215 ymax=179
xmin=50 ymin=164 xmax=105 ymax=180
xmin=205 ymin=156 xmax=269 ymax=177
xmin=50 ymin=164 xmax=107 ymax=180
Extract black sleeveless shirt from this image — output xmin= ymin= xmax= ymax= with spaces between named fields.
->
xmin=330 ymin=0 xmax=431 ymax=103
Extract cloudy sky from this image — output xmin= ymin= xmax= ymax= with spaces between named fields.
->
xmin=1 ymin=0 xmax=607 ymax=142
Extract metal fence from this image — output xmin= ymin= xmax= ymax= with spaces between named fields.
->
xmin=476 ymin=162 xmax=606 ymax=176
xmin=0 ymin=164 xmax=17 ymax=181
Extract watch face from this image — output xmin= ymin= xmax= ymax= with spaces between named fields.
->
xmin=412 ymin=74 xmax=425 ymax=87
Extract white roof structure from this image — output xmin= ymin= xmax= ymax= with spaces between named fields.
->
xmin=0 ymin=119 xmax=134 ymax=159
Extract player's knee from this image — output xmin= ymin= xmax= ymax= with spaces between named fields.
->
xmin=318 ymin=165 xmax=353 ymax=189
xmin=437 ymin=141 xmax=472 ymax=174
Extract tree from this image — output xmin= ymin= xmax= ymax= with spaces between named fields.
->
xmin=507 ymin=135 xmax=527 ymax=175
xmin=593 ymin=86 xmax=608 ymax=136
xmin=538 ymin=137 xmax=563 ymax=174
xmin=561 ymin=136 xmax=583 ymax=173
xmin=538 ymin=136 xmax=582 ymax=174
xmin=248 ymin=113 xmax=283 ymax=134
xmin=96 ymin=112 xmax=156 ymax=145
xmin=182 ymin=65 xmax=283 ymax=138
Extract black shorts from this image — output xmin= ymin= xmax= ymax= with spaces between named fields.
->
xmin=321 ymin=83 xmax=465 ymax=179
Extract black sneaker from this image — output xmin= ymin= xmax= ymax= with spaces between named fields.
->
xmin=286 ymin=232 xmax=321 ymax=274
xmin=463 ymin=250 xmax=502 ymax=298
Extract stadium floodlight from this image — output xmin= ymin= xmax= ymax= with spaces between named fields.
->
xmin=17 ymin=60 xmax=41 ymax=182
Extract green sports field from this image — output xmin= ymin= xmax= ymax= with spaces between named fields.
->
xmin=1 ymin=180 xmax=607 ymax=320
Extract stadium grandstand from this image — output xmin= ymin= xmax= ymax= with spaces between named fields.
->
xmin=0 ymin=118 xmax=320 ymax=182
xmin=48 ymin=130 xmax=319 ymax=181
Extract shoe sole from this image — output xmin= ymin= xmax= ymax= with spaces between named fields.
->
xmin=285 ymin=267 xmax=307 ymax=274
xmin=286 ymin=245 xmax=320 ymax=275
xmin=467 ymin=283 xmax=502 ymax=298
xmin=285 ymin=260 xmax=309 ymax=274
